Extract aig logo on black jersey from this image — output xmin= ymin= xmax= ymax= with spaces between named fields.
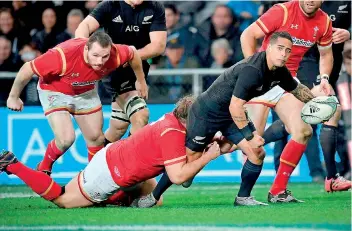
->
xmin=125 ymin=25 xmax=139 ymax=32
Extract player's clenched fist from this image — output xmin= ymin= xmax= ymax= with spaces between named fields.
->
xmin=7 ymin=96 xmax=24 ymax=112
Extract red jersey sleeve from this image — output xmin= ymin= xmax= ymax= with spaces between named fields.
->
xmin=317 ymin=15 xmax=333 ymax=49
xmin=30 ymin=49 xmax=62 ymax=79
xmin=159 ymin=128 xmax=187 ymax=166
xmin=114 ymin=44 xmax=134 ymax=67
xmin=256 ymin=4 xmax=287 ymax=34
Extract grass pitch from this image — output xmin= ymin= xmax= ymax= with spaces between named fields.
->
xmin=0 ymin=183 xmax=350 ymax=231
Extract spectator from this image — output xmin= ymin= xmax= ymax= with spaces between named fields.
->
xmin=57 ymin=9 xmax=84 ymax=43
xmin=154 ymin=35 xmax=198 ymax=102
xmin=227 ymin=0 xmax=261 ymax=33
xmin=0 ymin=36 xmax=22 ymax=106
xmin=192 ymin=4 xmax=242 ymax=67
xmin=12 ymin=1 xmax=34 ymax=32
xmin=83 ymin=0 xmax=100 ymax=16
xmin=210 ymin=38 xmax=234 ymax=68
xmin=0 ymin=7 xmax=31 ymax=62
xmin=32 ymin=8 xmax=60 ymax=54
xmin=0 ymin=36 xmax=20 ymax=71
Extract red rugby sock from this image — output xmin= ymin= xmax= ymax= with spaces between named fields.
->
xmin=7 ymin=162 xmax=62 ymax=200
xmin=270 ymin=140 xmax=306 ymax=195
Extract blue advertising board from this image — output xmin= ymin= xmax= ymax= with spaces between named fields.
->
xmin=0 ymin=105 xmax=312 ymax=185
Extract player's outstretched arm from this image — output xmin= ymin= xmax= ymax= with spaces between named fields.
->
xmin=240 ymin=23 xmax=265 ymax=58
xmin=290 ymin=83 xmax=315 ymax=103
xmin=129 ymin=46 xmax=148 ymax=99
xmin=75 ymin=16 xmax=100 ymax=38
xmin=318 ymin=46 xmax=334 ymax=95
xmin=165 ymin=142 xmax=221 ymax=185
xmin=7 ymin=62 xmax=34 ymax=111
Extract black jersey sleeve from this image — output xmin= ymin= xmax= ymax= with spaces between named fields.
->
xmin=277 ymin=67 xmax=298 ymax=92
xmin=90 ymin=1 xmax=113 ymax=26
xmin=150 ymin=2 xmax=166 ymax=32
xmin=232 ymin=66 xmax=262 ymax=101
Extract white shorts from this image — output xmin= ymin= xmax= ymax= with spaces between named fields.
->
xmin=247 ymin=78 xmax=300 ymax=108
xmin=78 ymin=144 xmax=120 ymax=203
xmin=37 ymin=85 xmax=102 ymax=116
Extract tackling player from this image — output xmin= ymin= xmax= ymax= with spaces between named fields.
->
xmin=135 ymin=32 xmax=323 ymax=208
xmin=0 ymin=96 xmax=221 ymax=208
xmin=6 ymin=31 xmax=147 ymax=175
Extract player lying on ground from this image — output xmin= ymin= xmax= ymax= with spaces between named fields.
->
xmin=135 ymin=31 xmax=333 ymax=208
xmin=6 ymin=31 xmax=147 ymax=175
xmin=0 ymin=96 xmax=222 ymax=208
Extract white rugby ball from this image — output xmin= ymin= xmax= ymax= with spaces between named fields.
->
xmin=301 ymin=96 xmax=338 ymax=125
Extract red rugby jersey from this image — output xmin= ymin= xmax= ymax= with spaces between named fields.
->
xmin=30 ymin=38 xmax=133 ymax=95
xmin=106 ymin=113 xmax=187 ymax=188
xmin=257 ymin=1 xmax=332 ymax=76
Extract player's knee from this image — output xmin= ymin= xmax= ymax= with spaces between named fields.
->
xmin=292 ymin=124 xmax=313 ymax=141
xmin=56 ymin=135 xmax=75 ymax=150
xmin=125 ymin=96 xmax=149 ymax=126
xmin=257 ymin=148 xmax=266 ymax=161
xmin=88 ymin=132 xmax=105 ymax=146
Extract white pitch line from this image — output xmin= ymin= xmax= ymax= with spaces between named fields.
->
xmin=0 ymin=225 xmax=335 ymax=231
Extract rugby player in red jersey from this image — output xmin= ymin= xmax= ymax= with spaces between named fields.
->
xmin=0 ymin=96 xmax=222 ymax=208
xmin=6 ymin=31 xmax=147 ymax=175
xmin=240 ymin=0 xmax=346 ymax=202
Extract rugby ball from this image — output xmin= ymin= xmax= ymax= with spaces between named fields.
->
xmin=301 ymin=96 xmax=338 ymax=125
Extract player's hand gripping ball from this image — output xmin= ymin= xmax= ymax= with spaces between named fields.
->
xmin=301 ymin=96 xmax=339 ymax=125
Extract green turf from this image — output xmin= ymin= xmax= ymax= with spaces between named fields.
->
xmin=0 ymin=183 xmax=351 ymax=230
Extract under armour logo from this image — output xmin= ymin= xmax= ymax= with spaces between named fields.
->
xmin=71 ymin=73 xmax=80 ymax=77
xmin=291 ymin=24 xmax=298 ymax=29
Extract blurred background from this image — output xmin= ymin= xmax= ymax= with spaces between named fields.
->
xmin=0 ymin=0 xmax=350 ymax=184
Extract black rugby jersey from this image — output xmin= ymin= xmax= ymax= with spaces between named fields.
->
xmin=90 ymin=1 xmax=166 ymax=49
xmin=198 ymin=51 xmax=298 ymax=118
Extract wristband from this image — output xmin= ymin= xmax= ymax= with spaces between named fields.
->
xmin=240 ymin=125 xmax=254 ymax=141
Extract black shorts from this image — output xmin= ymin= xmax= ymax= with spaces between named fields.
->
xmin=297 ymin=57 xmax=342 ymax=90
xmin=102 ymin=61 xmax=150 ymax=100
xmin=186 ymin=101 xmax=245 ymax=152
xmin=296 ymin=58 xmax=320 ymax=89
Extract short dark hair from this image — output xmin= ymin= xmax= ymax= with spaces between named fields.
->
xmin=87 ymin=31 xmax=112 ymax=50
xmin=173 ymin=95 xmax=196 ymax=122
xmin=269 ymin=31 xmax=293 ymax=44
xmin=164 ymin=4 xmax=178 ymax=14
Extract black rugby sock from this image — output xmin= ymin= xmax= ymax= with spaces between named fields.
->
xmin=152 ymin=172 xmax=173 ymax=200
xmin=238 ymin=160 xmax=263 ymax=197
xmin=263 ymin=120 xmax=289 ymax=145
xmin=320 ymin=125 xmax=338 ymax=179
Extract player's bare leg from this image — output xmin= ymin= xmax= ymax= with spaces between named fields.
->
xmin=53 ymin=175 xmax=94 ymax=208
xmin=311 ymin=86 xmax=351 ymax=191
xmin=0 ymin=150 xmax=93 ymax=209
xmin=269 ymin=94 xmax=312 ymax=203
xmin=105 ymin=90 xmax=149 ymax=143
xmin=117 ymin=91 xmax=149 ymax=135
xmin=245 ymin=104 xmax=270 ymax=136
xmin=104 ymin=102 xmax=129 ymax=143
xmin=74 ymin=110 xmax=105 ymax=162
xmin=37 ymin=111 xmax=75 ymax=174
